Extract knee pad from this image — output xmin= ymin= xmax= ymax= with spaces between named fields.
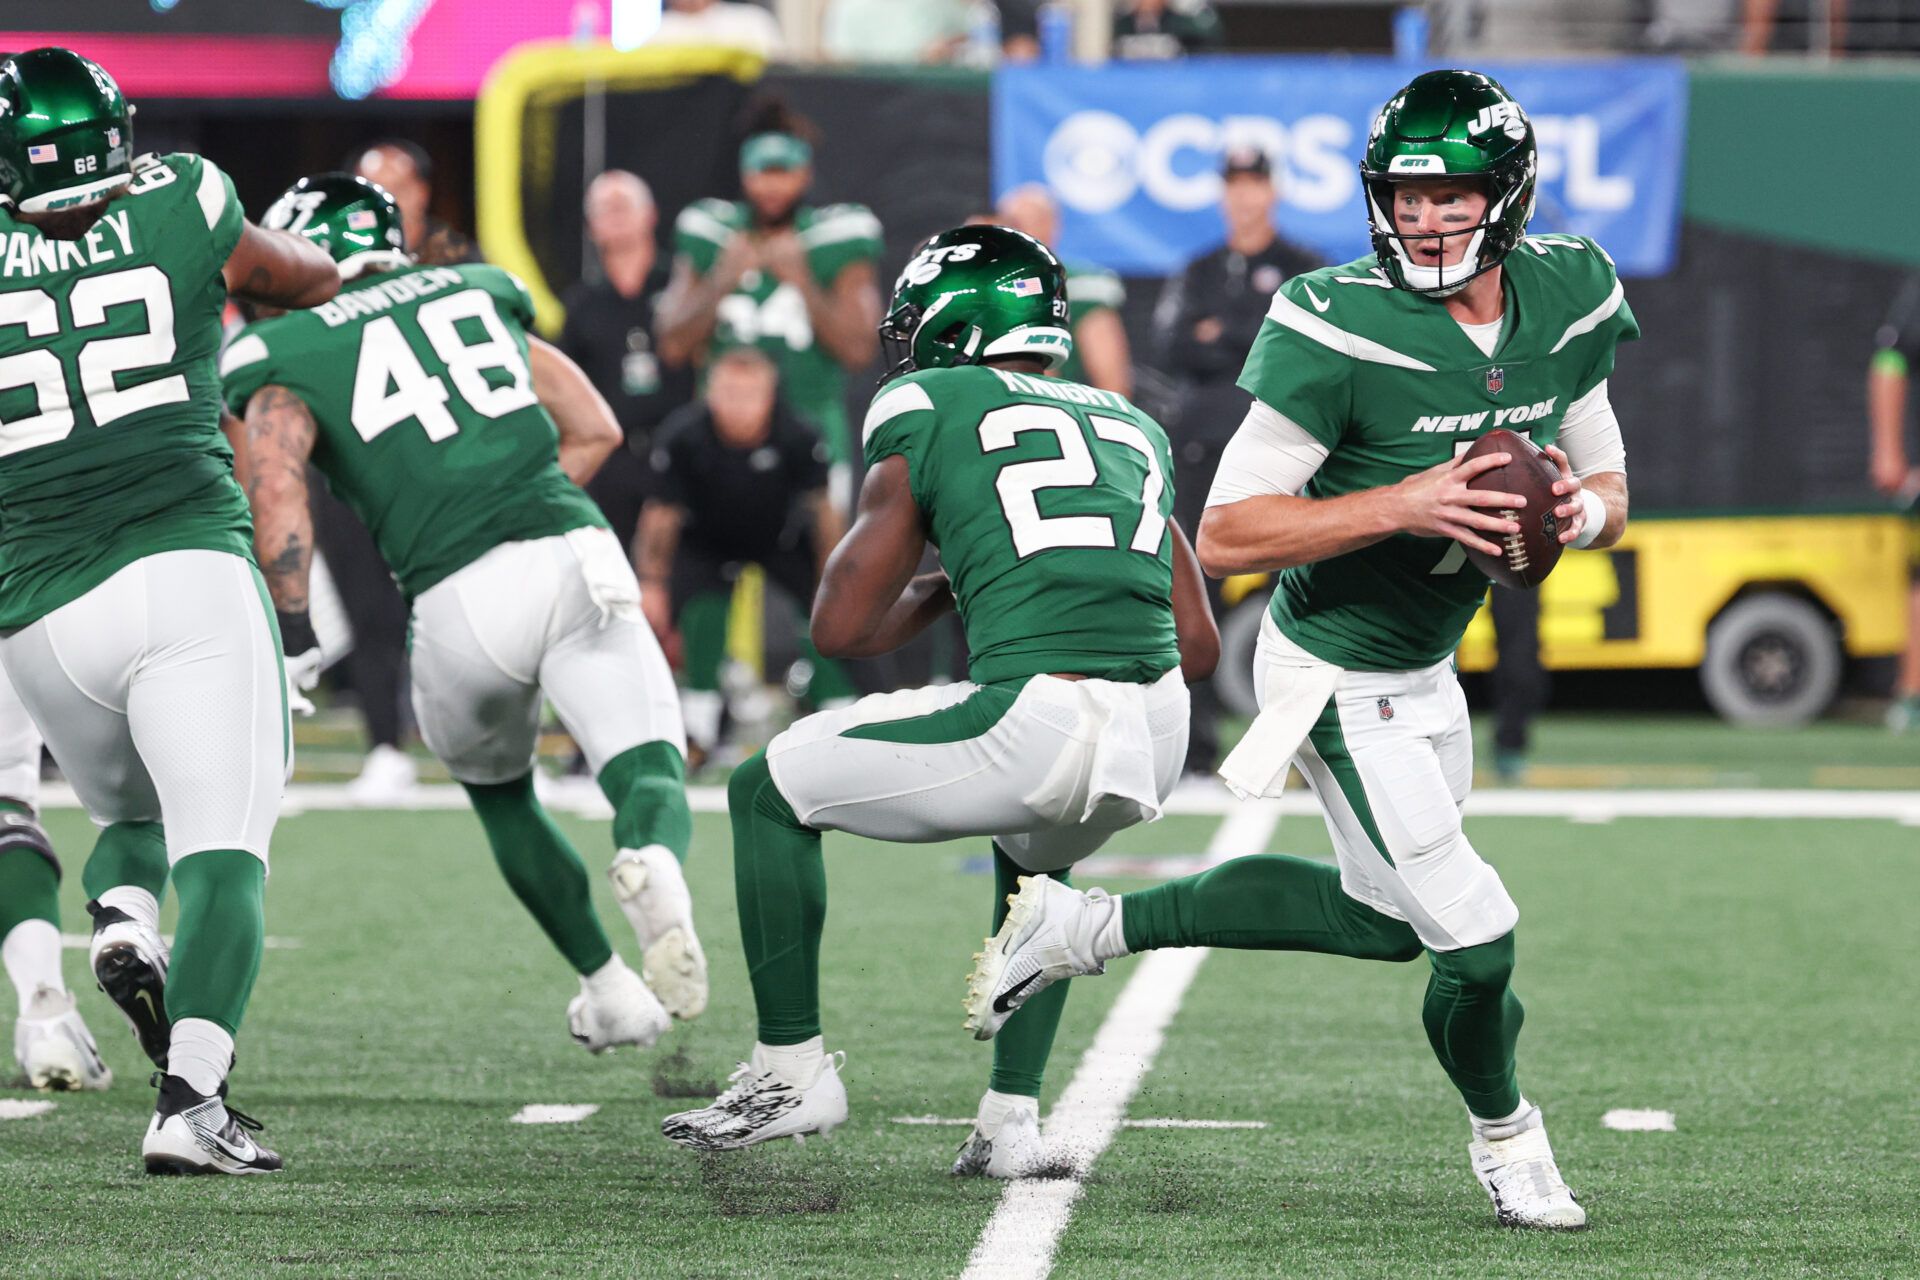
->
xmin=1430 ymin=931 xmax=1516 ymax=992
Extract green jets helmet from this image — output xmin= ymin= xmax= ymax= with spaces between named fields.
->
xmin=1360 ymin=69 xmax=1537 ymax=297
xmin=0 ymin=47 xmax=135 ymax=214
xmin=263 ymin=172 xmax=408 ymax=278
xmin=878 ymin=225 xmax=1072 ymax=380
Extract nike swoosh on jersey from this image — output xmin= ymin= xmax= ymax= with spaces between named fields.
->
xmin=993 ymin=969 xmax=1046 ymax=1014
xmin=1302 ymin=283 xmax=1331 ymax=313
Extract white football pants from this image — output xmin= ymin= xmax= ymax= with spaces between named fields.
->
xmin=0 ymin=660 xmax=42 ymax=811
xmin=0 ymin=549 xmax=287 ymax=864
xmin=408 ymin=528 xmax=685 ymax=785
xmin=1258 ymin=612 xmax=1518 ymax=951
xmin=769 ymin=668 xmax=1190 ymax=874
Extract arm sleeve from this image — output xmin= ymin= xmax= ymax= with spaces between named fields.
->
xmin=1205 ymin=399 xmax=1331 ymax=507
xmin=1556 ymin=378 xmax=1626 ymax=479
xmin=649 ymin=426 xmax=691 ymax=509
xmin=1068 ymin=268 xmax=1125 ymax=315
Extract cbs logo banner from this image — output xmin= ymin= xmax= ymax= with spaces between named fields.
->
xmin=992 ymin=57 xmax=1687 ymax=277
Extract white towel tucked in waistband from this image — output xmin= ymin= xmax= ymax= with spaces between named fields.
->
xmin=1023 ymin=676 xmax=1165 ymax=826
xmin=1218 ymin=660 xmax=1341 ymax=801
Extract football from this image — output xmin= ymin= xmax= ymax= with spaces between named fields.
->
xmin=1459 ymin=429 xmax=1565 ymax=589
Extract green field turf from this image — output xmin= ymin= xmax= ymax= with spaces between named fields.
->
xmin=3 ymin=802 xmax=1915 ymax=1277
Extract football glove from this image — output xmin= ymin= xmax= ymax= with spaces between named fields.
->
xmin=277 ymin=610 xmax=323 ymax=717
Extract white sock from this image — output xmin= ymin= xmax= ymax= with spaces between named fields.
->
xmin=2 ymin=919 xmax=64 ymax=1008
xmin=580 ymin=954 xmax=637 ymax=999
xmin=976 ymin=1088 xmax=1038 ymax=1130
xmin=753 ymin=1035 xmax=824 ymax=1086
xmin=1471 ymin=1096 xmax=1536 ymax=1141
xmin=98 ymin=885 xmax=161 ymax=935
xmin=1092 ymin=897 xmax=1130 ymax=963
xmin=169 ymin=1017 xmax=235 ymax=1099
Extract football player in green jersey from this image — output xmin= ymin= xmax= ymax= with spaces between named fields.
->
xmin=656 ymin=103 xmax=883 ymax=487
xmin=223 ymin=174 xmax=707 ymax=1050
xmin=662 ymin=226 xmax=1219 ymax=1171
xmin=0 ymin=47 xmax=340 ymax=1174
xmin=970 ymin=71 xmax=1634 ymax=1230
xmin=1 ymin=667 xmax=113 ymax=1092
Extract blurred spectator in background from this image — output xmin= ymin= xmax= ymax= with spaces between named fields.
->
xmin=995 ymin=0 xmax=1044 ymax=60
xmin=1868 ymin=282 xmax=1920 ymax=732
xmin=350 ymin=140 xmax=481 ymax=267
xmin=992 ymin=185 xmax=1132 ymax=396
xmin=657 ymin=99 xmax=882 ymax=507
xmin=638 ymin=348 xmax=850 ymax=764
xmin=560 ymin=171 xmax=694 ymax=556
xmin=1489 ymin=590 xmax=1548 ymax=781
xmin=651 ymin=0 xmax=786 ymax=57
xmin=1151 ymin=145 xmax=1320 ymax=772
xmin=1113 ymin=0 xmax=1226 ymax=59
xmin=824 ymin=0 xmax=973 ymax=61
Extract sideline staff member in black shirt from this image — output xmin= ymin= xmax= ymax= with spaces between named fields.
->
xmin=1152 ymin=145 xmax=1321 ymax=772
xmin=560 ymin=171 xmax=693 ymax=550
xmin=637 ymin=347 xmax=851 ymax=756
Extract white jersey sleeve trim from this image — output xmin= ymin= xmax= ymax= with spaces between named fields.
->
xmin=1556 ymin=378 xmax=1626 ymax=478
xmin=1548 ymin=279 xmax=1625 ymax=354
xmin=1067 ymin=272 xmax=1125 ymax=308
xmin=218 ymin=333 xmax=268 ymax=379
xmin=196 ymin=157 xmax=230 ymax=231
xmin=800 ymin=209 xmax=883 ymax=249
xmin=1205 ymin=399 xmax=1331 ymax=508
xmin=676 ymin=204 xmax=734 ymax=248
xmin=1267 ymin=290 xmax=1436 ymax=372
xmin=861 ymin=381 xmax=934 ymax=446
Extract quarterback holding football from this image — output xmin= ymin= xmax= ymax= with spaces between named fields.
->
xmin=970 ymin=70 xmax=1633 ymax=1229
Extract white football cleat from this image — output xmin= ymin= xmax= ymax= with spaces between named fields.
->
xmin=143 ymin=1074 xmax=283 ymax=1176
xmin=608 ymin=846 xmax=708 ymax=1020
xmin=660 ymin=1048 xmax=848 ymax=1151
xmin=87 ymin=897 xmax=171 ymax=1069
xmin=347 ymin=744 xmax=418 ymax=806
xmin=964 ymin=875 xmax=1113 ymax=1041
xmin=567 ymin=960 xmax=671 ymax=1054
xmin=1469 ymin=1105 xmax=1587 ymax=1230
xmin=950 ymin=1097 xmax=1044 ymax=1178
xmin=14 ymin=986 xmax=113 ymax=1092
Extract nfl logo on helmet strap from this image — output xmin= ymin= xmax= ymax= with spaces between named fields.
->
xmin=1377 ymin=697 xmax=1394 ymax=721
xmin=1486 ymin=367 xmax=1505 ymax=395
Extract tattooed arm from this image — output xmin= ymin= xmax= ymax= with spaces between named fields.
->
xmin=244 ymin=385 xmax=319 ymax=615
xmin=223 ymin=221 xmax=340 ymax=310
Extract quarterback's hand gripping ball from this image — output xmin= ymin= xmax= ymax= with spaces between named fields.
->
xmin=1460 ymin=429 xmax=1565 ymax=589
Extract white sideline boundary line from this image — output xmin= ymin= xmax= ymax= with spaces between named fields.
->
xmin=30 ymin=781 xmax=1914 ymax=824
xmin=958 ymin=806 xmax=1281 ymax=1280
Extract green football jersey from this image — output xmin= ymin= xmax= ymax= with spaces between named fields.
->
xmin=0 ymin=152 xmax=250 ymax=629
xmin=1059 ymin=261 xmax=1125 ymax=387
xmin=673 ymin=198 xmax=883 ymax=465
xmin=862 ymin=364 xmax=1179 ymax=686
xmin=220 ymin=262 xmax=605 ymax=599
xmin=1237 ymin=235 xmax=1638 ymax=670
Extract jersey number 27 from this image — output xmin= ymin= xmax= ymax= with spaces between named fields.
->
xmin=979 ymin=403 xmax=1168 ymax=559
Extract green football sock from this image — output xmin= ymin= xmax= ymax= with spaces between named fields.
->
xmin=0 ymin=846 xmax=61 ymax=940
xmin=464 ymin=773 xmax=614 ymax=976
xmin=166 ymin=849 xmax=264 ymax=1036
xmin=988 ymin=845 xmax=1070 ymax=1099
xmin=729 ymin=750 xmax=826 ymax=1046
xmin=82 ymin=820 xmax=169 ymax=902
xmin=1424 ymin=933 xmax=1525 ymax=1120
xmin=1120 ymin=854 xmax=1423 ymax=960
xmin=680 ymin=593 xmax=731 ymax=694
xmin=600 ymin=741 xmax=692 ymax=862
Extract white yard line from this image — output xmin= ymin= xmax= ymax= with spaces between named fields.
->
xmin=0 ymin=1100 xmax=57 ymax=1119
xmin=508 ymin=1104 xmax=599 ymax=1125
xmin=892 ymin=1116 xmax=1266 ymax=1131
xmin=958 ymin=806 xmax=1281 ymax=1280
xmin=60 ymin=934 xmax=301 ymax=951
xmin=1602 ymin=1108 xmax=1676 ymax=1132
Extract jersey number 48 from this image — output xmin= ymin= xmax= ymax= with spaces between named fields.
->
xmin=350 ymin=289 xmax=537 ymax=443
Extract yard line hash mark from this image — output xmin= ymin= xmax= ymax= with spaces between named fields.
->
xmin=891 ymin=1116 xmax=1267 ymax=1131
xmin=0 ymin=1100 xmax=57 ymax=1120
xmin=1602 ymin=1108 xmax=1676 ymax=1131
xmin=509 ymin=1104 xmax=600 ymax=1125
xmin=959 ymin=805 xmax=1282 ymax=1280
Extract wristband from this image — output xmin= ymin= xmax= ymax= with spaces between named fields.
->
xmin=277 ymin=609 xmax=319 ymax=656
xmin=1571 ymin=488 xmax=1607 ymax=550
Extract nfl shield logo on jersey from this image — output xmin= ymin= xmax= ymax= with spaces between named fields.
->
xmin=1377 ymin=697 xmax=1394 ymax=721
xmin=1485 ymin=366 xmax=1505 ymax=395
